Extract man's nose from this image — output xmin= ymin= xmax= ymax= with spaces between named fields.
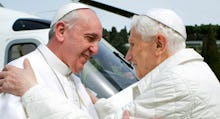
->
xmin=125 ymin=50 xmax=132 ymax=61
xmin=90 ymin=43 xmax=99 ymax=55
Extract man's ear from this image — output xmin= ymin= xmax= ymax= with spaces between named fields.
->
xmin=155 ymin=33 xmax=167 ymax=56
xmin=55 ymin=21 xmax=66 ymax=42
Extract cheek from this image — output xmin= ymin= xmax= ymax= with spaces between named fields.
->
xmin=69 ymin=58 xmax=84 ymax=74
xmin=135 ymin=50 xmax=153 ymax=78
xmin=135 ymin=68 xmax=142 ymax=79
xmin=135 ymin=47 xmax=146 ymax=64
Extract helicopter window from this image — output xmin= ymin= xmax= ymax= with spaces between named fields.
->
xmin=88 ymin=40 xmax=138 ymax=90
xmin=13 ymin=18 xmax=50 ymax=31
xmin=8 ymin=43 xmax=37 ymax=63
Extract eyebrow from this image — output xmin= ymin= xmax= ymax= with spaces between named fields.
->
xmin=85 ymin=33 xmax=99 ymax=38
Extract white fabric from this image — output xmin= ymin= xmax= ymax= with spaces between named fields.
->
xmin=71 ymin=74 xmax=99 ymax=119
xmin=0 ymin=44 xmax=98 ymax=119
xmin=95 ymin=48 xmax=220 ymax=119
xmin=144 ymin=8 xmax=187 ymax=39
xmin=22 ymin=85 xmax=92 ymax=119
xmin=50 ymin=3 xmax=89 ymax=27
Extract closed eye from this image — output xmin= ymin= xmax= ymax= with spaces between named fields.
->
xmin=84 ymin=33 xmax=98 ymax=42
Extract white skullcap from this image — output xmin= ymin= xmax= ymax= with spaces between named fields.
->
xmin=144 ymin=8 xmax=187 ymax=40
xmin=50 ymin=3 xmax=90 ymax=27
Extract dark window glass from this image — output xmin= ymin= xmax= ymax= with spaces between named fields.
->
xmin=8 ymin=43 xmax=37 ymax=63
xmin=13 ymin=18 xmax=50 ymax=31
xmin=89 ymin=41 xmax=138 ymax=90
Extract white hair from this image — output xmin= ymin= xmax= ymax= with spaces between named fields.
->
xmin=49 ymin=9 xmax=86 ymax=39
xmin=130 ymin=15 xmax=186 ymax=54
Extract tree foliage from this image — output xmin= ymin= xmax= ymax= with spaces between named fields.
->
xmin=103 ymin=27 xmax=128 ymax=55
xmin=186 ymin=24 xmax=220 ymax=41
xmin=201 ymin=25 xmax=220 ymax=80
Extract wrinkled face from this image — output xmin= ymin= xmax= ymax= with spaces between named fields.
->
xmin=125 ymin=29 xmax=158 ymax=79
xmin=61 ymin=9 xmax=102 ymax=73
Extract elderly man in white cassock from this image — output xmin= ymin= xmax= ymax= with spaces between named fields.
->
xmin=0 ymin=3 xmax=103 ymax=119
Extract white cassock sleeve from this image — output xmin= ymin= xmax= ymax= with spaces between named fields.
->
xmin=94 ymin=84 xmax=137 ymax=119
xmin=21 ymin=84 xmax=92 ymax=119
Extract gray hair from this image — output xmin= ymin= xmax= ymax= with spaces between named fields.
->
xmin=130 ymin=15 xmax=186 ymax=54
xmin=48 ymin=10 xmax=81 ymax=39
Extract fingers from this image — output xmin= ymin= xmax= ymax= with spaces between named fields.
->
xmin=0 ymin=79 xmax=4 ymax=87
xmin=0 ymin=78 xmax=4 ymax=93
xmin=0 ymin=71 xmax=6 ymax=89
xmin=85 ymin=88 xmax=98 ymax=104
xmin=3 ymin=58 xmax=31 ymax=72
xmin=0 ymin=71 xmax=7 ymax=88
xmin=0 ymin=71 xmax=6 ymax=79
xmin=23 ymin=58 xmax=31 ymax=69
xmin=0 ymin=86 xmax=3 ymax=93
xmin=3 ymin=65 xmax=12 ymax=71
xmin=0 ymin=59 xmax=35 ymax=96
xmin=0 ymin=72 xmax=6 ymax=93
xmin=3 ymin=64 xmax=22 ymax=72
xmin=122 ymin=110 xmax=130 ymax=119
xmin=0 ymin=69 xmax=30 ymax=96
xmin=0 ymin=73 xmax=13 ymax=94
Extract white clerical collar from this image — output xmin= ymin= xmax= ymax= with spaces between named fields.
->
xmin=37 ymin=44 xmax=71 ymax=76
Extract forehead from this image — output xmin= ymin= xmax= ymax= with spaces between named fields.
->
xmin=129 ymin=29 xmax=141 ymax=42
xmin=73 ymin=10 xmax=102 ymax=36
